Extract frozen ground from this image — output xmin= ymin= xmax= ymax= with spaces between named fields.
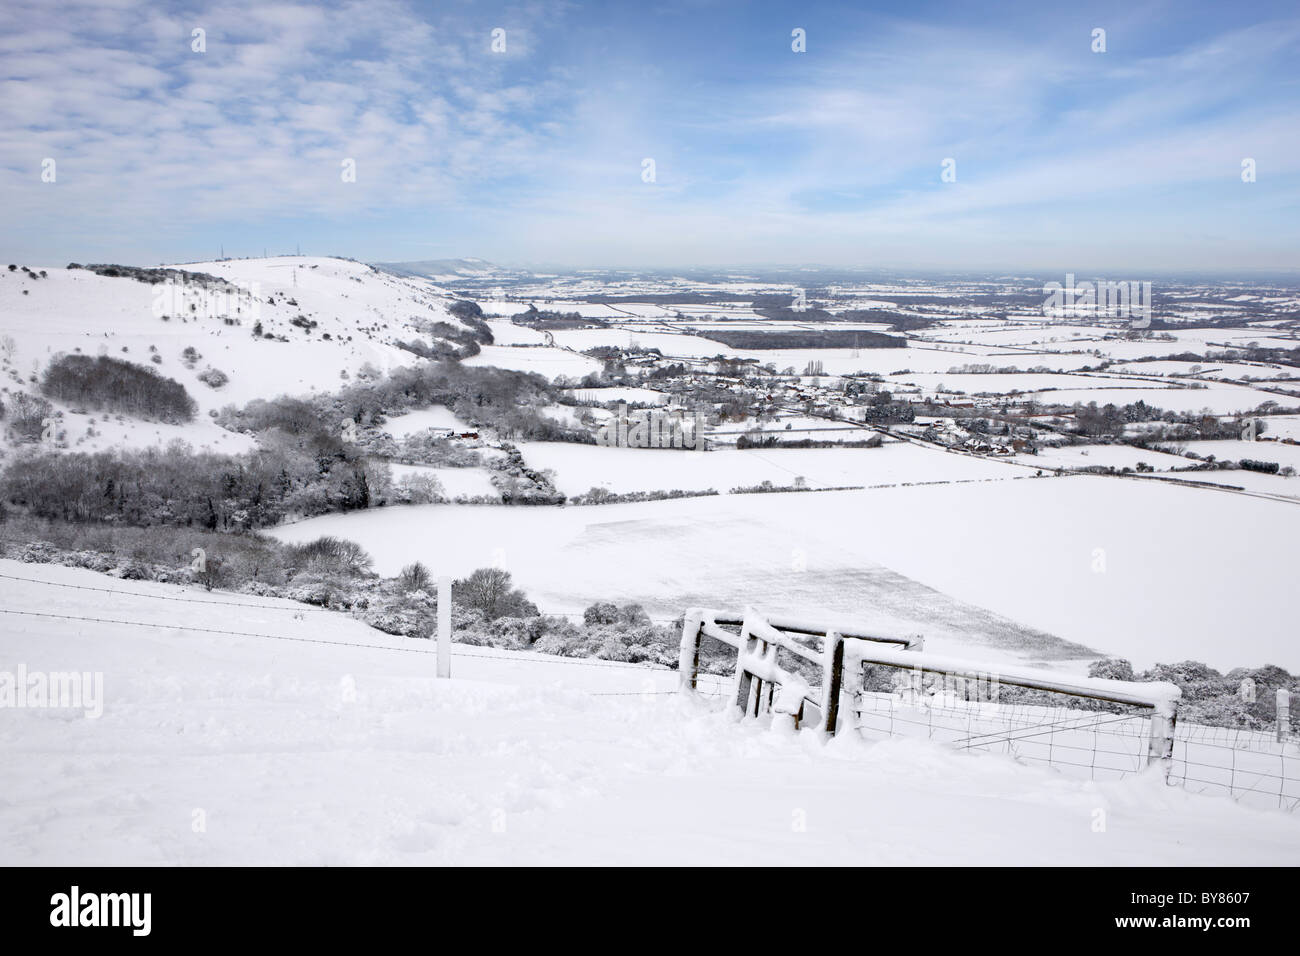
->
xmin=2 ymin=560 xmax=1296 ymax=866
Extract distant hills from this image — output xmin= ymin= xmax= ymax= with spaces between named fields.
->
xmin=374 ymin=258 xmax=507 ymax=280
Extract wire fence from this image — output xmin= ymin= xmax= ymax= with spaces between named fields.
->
xmin=852 ymin=688 xmax=1300 ymax=812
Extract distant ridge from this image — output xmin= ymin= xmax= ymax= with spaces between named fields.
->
xmin=374 ymin=258 xmax=506 ymax=280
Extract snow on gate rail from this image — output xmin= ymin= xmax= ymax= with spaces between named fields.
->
xmin=678 ymin=606 xmax=1300 ymax=811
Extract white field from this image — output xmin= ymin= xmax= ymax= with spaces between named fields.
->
xmin=382 ymin=406 xmax=468 ymax=439
xmin=1159 ymin=440 xmax=1300 ymax=468
xmin=888 ymin=372 xmax=1172 ymax=394
xmin=464 ymin=345 xmax=602 ymax=379
xmin=563 ymin=386 xmax=667 ymax=405
xmin=545 ymin=325 xmax=1107 ymax=375
xmin=1156 ymin=469 xmax=1300 ymax=499
xmin=389 ymin=462 xmax=499 ymax=499
xmin=1255 ymin=416 xmax=1300 ymax=441
xmin=919 ymin=324 xmax=1118 ymax=346
xmin=712 ymin=414 xmax=890 ymax=444
xmin=3 ymin=559 xmax=1297 ymax=865
xmin=1111 ymin=361 xmax=1296 ymax=382
xmin=481 ymin=319 xmax=548 ymax=345
xmin=1017 ymin=444 xmax=1190 ymax=471
xmin=516 ymin=439 xmax=1030 ymax=496
xmin=1022 ymin=386 xmax=1280 ymax=415
xmin=270 ymin=475 xmax=1300 ymax=672
xmin=550 ymin=327 xmax=737 ymax=357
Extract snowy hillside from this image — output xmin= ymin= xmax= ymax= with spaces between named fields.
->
xmin=2 ymin=558 xmax=1295 ymax=866
xmin=0 ymin=257 xmax=478 ymax=453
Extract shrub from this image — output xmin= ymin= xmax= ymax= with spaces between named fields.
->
xmin=197 ymin=367 xmax=229 ymax=389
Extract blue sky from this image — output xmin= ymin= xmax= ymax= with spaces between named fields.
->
xmin=1 ymin=0 xmax=1297 ymax=271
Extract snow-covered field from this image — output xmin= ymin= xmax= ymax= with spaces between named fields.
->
xmin=270 ymin=476 xmax=1300 ymax=672
xmin=1016 ymin=444 xmax=1190 ymax=471
xmin=518 ymin=439 xmax=1030 ymax=496
xmin=464 ymin=345 xmax=602 ymax=378
xmin=888 ymin=372 xmax=1172 ymax=394
xmin=1161 ymin=439 xmax=1300 ymax=469
xmin=389 ymin=462 xmax=500 ymax=499
xmin=3 ymin=559 xmax=1296 ymax=866
xmin=382 ymin=406 xmax=468 ymax=439
xmin=563 ymin=386 xmax=667 ymax=405
xmin=1110 ymin=360 xmax=1296 ymax=382
xmin=1021 ymin=385 xmax=1278 ymax=414
xmin=1253 ymin=416 xmax=1300 ymax=441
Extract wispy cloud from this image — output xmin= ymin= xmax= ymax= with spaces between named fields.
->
xmin=1 ymin=0 xmax=1296 ymax=270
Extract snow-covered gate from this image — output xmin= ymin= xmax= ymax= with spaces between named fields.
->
xmin=679 ymin=606 xmax=1181 ymax=775
xmin=677 ymin=607 xmax=922 ymax=735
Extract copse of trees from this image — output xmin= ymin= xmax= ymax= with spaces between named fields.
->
xmin=41 ymin=354 xmax=196 ymax=423
xmin=511 ymin=303 xmax=608 ymax=330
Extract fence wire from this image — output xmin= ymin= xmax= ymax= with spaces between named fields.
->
xmin=852 ymin=688 xmax=1300 ymax=812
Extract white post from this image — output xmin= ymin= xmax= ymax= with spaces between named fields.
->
xmin=1278 ymin=689 xmax=1291 ymax=743
xmin=437 ymin=576 xmax=451 ymax=679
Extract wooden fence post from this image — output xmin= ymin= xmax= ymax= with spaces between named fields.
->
xmin=821 ymin=634 xmax=845 ymax=737
xmin=1278 ymin=688 xmax=1292 ymax=743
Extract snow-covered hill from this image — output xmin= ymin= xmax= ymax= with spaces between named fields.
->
xmin=0 ymin=256 xmax=477 ymax=454
xmin=1 ymin=559 xmax=1295 ymax=865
